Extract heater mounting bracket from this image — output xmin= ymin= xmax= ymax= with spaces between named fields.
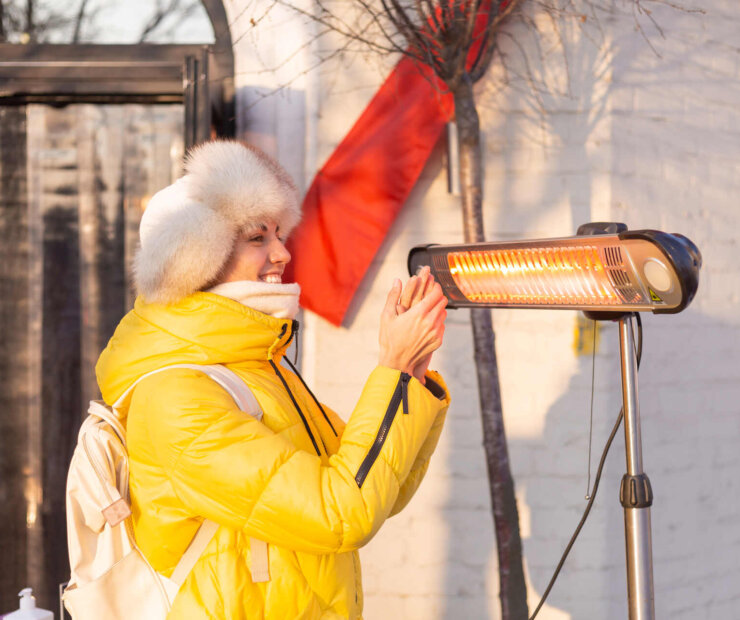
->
xmin=576 ymin=222 xmax=628 ymax=236
xmin=582 ymin=310 xmax=631 ymax=322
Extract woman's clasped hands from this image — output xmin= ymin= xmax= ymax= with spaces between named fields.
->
xmin=378 ymin=266 xmax=447 ymax=385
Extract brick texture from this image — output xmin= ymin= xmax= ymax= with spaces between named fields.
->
xmin=234 ymin=1 xmax=740 ymax=617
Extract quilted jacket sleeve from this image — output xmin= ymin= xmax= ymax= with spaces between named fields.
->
xmin=389 ymin=370 xmax=448 ymax=516
xmin=131 ymin=365 xmax=450 ymax=554
xmin=317 ymin=371 xmax=448 ymax=518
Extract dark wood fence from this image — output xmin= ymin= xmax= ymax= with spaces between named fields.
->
xmin=0 ymin=104 xmax=183 ymax=612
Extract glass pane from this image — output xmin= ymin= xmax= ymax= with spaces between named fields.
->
xmin=0 ymin=0 xmax=215 ymax=44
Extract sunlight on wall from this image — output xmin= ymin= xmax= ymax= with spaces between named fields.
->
xmin=236 ymin=1 xmax=740 ymax=617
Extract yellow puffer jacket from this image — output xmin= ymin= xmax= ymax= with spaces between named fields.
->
xmin=96 ymin=292 xmax=450 ymax=619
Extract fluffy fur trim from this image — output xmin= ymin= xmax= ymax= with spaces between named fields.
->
xmin=133 ymin=141 xmax=301 ymax=304
xmin=185 ymin=140 xmax=300 ymax=236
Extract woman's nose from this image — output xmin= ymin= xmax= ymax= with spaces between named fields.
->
xmin=270 ymin=238 xmax=291 ymax=264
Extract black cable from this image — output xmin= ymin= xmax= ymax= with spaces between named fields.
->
xmin=529 ymin=314 xmax=642 ymax=619
xmin=585 ymin=321 xmax=597 ymax=499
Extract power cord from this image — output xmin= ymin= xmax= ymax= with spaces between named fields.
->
xmin=529 ymin=313 xmax=642 ymax=619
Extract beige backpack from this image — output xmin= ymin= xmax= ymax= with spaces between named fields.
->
xmin=62 ymin=364 xmax=269 ymax=619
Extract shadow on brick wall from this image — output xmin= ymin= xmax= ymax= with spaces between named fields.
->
xmin=514 ymin=307 xmax=739 ymax=619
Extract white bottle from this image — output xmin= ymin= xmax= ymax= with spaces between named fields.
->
xmin=3 ymin=588 xmax=54 ymax=620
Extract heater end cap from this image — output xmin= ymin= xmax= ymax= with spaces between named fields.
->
xmin=407 ymin=244 xmax=439 ymax=277
xmin=618 ymin=230 xmax=701 ymax=314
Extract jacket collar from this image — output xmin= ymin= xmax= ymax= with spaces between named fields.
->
xmin=96 ymin=292 xmax=297 ymax=404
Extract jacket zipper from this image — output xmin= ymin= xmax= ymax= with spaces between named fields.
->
xmin=401 ymin=372 xmax=410 ymax=414
xmin=269 ymin=323 xmax=323 ymax=457
xmin=282 ymin=321 xmax=338 ymax=439
xmin=354 ymin=372 xmax=410 ymax=488
xmin=270 ymin=358 xmax=322 ymax=457
xmin=284 ymin=354 xmax=338 ymax=437
xmin=351 ymin=551 xmax=360 ymax=607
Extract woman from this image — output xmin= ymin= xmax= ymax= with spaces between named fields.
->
xmin=95 ymin=140 xmax=450 ymax=619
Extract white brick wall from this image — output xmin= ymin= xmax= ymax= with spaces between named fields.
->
xmin=232 ymin=1 xmax=740 ymax=617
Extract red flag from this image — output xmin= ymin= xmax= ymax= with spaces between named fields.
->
xmin=286 ymin=60 xmax=453 ymax=325
xmin=287 ymin=3 xmax=496 ymax=326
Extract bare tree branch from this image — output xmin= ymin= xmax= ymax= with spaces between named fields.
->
xmin=270 ymin=0 xmax=400 ymax=56
xmin=383 ymin=0 xmax=442 ymax=71
xmin=72 ymin=0 xmax=90 ymax=44
xmin=138 ymin=0 xmax=195 ymax=42
xmin=631 ymin=0 xmax=663 ymax=57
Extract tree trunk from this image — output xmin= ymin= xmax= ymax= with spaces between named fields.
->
xmin=454 ymin=75 xmax=529 ymax=620
xmin=25 ymin=0 xmax=35 ymax=41
xmin=0 ymin=2 xmax=6 ymax=42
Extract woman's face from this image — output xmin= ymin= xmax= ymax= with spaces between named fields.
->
xmin=217 ymin=220 xmax=291 ymax=284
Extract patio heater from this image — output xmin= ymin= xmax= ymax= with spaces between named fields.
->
xmin=408 ymin=222 xmax=701 ymax=620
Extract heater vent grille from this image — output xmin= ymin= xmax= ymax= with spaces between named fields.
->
xmin=607 ymin=273 xmax=641 ymax=303
xmin=602 ymin=246 xmax=642 ymax=303
xmin=604 ymin=246 xmax=622 ymax=267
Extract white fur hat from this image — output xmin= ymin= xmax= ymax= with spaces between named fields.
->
xmin=134 ymin=140 xmax=301 ymax=304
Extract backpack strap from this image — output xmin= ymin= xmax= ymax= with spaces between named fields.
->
xmin=199 ymin=366 xmax=270 ymax=582
xmin=249 ymin=539 xmax=270 ymax=582
xmin=111 ymin=363 xmax=261 ymax=422
xmin=88 ymin=400 xmax=127 ymax=444
xmin=169 ymin=519 xmax=220 ymax=587
xmin=110 ymin=363 xmax=270 ymax=585
xmin=194 ymin=364 xmax=263 ymax=421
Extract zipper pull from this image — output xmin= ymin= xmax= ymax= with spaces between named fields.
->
xmin=268 ymin=323 xmax=289 ymax=361
xmin=292 ymin=320 xmax=300 ymax=365
xmin=401 ymin=372 xmax=410 ymax=414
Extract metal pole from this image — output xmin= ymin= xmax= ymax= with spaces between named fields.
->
xmin=183 ymin=55 xmax=196 ymax=152
xmin=618 ymin=315 xmax=655 ymax=620
xmin=446 ymin=121 xmax=461 ymax=196
xmin=196 ymin=47 xmax=211 ymax=145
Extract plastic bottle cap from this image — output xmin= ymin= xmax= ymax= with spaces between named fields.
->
xmin=18 ymin=589 xmax=35 ymax=610
xmin=4 ymin=587 xmax=53 ymax=619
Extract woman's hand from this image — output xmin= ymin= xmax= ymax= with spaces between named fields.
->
xmin=396 ymin=267 xmax=437 ymax=383
xmin=378 ymin=268 xmax=447 ymax=380
xmin=397 ymin=265 xmax=434 ymax=315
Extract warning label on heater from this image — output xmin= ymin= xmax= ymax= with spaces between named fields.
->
xmin=649 ymin=288 xmax=663 ymax=302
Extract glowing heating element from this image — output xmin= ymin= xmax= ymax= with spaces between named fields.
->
xmin=408 ymin=229 xmax=701 ymax=314
xmin=448 ymin=245 xmax=620 ymax=306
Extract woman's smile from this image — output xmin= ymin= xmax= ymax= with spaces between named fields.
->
xmin=260 ymin=272 xmax=283 ymax=284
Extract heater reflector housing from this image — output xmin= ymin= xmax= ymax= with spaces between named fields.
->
xmin=408 ymin=229 xmax=700 ymax=314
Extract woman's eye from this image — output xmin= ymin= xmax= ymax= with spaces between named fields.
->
xmin=249 ymin=235 xmax=264 ymax=243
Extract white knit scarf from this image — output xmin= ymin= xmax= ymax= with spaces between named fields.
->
xmin=207 ymin=280 xmax=301 ymax=319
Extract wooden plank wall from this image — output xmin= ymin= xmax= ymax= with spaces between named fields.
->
xmin=0 ymin=105 xmax=36 ymax=613
xmin=0 ymin=104 xmax=183 ymax=612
